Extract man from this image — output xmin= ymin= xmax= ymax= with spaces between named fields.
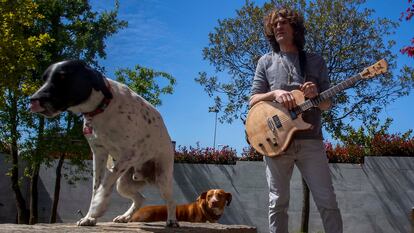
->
xmin=249 ymin=7 xmax=343 ymax=233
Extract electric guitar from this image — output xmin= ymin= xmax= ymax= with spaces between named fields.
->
xmin=245 ymin=59 xmax=388 ymax=157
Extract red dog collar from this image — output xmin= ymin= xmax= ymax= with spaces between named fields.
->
xmin=83 ymin=80 xmax=112 ymax=135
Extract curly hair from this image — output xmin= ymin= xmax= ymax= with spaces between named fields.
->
xmin=264 ymin=7 xmax=306 ymax=52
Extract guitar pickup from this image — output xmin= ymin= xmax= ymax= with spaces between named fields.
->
xmin=272 ymin=115 xmax=282 ymax=128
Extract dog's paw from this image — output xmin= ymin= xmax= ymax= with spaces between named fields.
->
xmin=113 ymin=214 xmax=131 ymax=223
xmin=77 ymin=217 xmax=96 ymax=226
xmin=166 ymin=219 xmax=180 ymax=228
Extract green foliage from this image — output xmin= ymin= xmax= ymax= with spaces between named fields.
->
xmin=0 ymin=0 xmax=52 ymax=110
xmin=115 ymin=65 xmax=176 ymax=106
xmin=196 ymin=1 xmax=273 ymax=122
xmin=33 ymin=0 xmax=127 ymax=67
xmin=197 ymin=0 xmax=414 ymax=140
xmin=0 ymin=0 xmax=52 ymax=90
xmin=0 ymin=0 xmax=51 ymax=166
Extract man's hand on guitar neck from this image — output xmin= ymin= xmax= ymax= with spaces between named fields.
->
xmin=300 ymin=82 xmax=318 ymax=98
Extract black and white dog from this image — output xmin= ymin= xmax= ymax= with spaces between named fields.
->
xmin=30 ymin=60 xmax=178 ymax=227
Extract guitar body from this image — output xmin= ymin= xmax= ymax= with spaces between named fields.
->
xmin=245 ymin=90 xmax=312 ymax=157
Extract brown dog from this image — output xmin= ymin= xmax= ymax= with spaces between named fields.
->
xmin=129 ymin=189 xmax=232 ymax=223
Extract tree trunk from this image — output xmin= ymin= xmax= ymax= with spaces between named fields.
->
xmin=10 ymin=143 xmax=29 ymax=224
xmin=50 ymin=153 xmax=65 ymax=223
xmin=50 ymin=114 xmax=72 ymax=223
xmin=29 ymin=163 xmax=40 ymax=225
xmin=300 ymin=177 xmax=310 ymax=233
xmin=29 ymin=117 xmax=44 ymax=225
xmin=8 ymin=92 xmax=29 ymax=224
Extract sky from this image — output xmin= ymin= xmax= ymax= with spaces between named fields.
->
xmin=90 ymin=0 xmax=413 ymax=155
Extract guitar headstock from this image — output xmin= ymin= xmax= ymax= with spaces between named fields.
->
xmin=359 ymin=59 xmax=388 ymax=79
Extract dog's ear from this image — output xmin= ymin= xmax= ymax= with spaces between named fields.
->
xmin=197 ymin=191 xmax=208 ymax=203
xmin=91 ymin=71 xmax=113 ymax=99
xmin=225 ymin=192 xmax=232 ymax=206
xmin=83 ymin=63 xmax=112 ymax=99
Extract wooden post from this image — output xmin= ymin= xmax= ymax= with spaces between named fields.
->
xmin=301 ymin=177 xmax=310 ymax=233
xmin=411 ymin=207 xmax=414 ymax=233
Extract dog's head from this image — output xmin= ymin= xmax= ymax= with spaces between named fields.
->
xmin=197 ymin=189 xmax=232 ymax=219
xmin=30 ymin=60 xmax=112 ymax=117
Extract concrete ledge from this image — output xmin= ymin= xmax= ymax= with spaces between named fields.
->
xmin=0 ymin=222 xmax=257 ymax=233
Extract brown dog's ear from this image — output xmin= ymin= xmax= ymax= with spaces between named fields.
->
xmin=226 ymin=192 xmax=232 ymax=206
xmin=197 ymin=191 xmax=208 ymax=202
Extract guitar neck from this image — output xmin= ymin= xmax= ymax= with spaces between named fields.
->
xmin=297 ymin=74 xmax=363 ymax=113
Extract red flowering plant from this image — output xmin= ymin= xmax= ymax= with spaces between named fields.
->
xmin=324 ymin=141 xmax=365 ymax=164
xmin=401 ymin=39 xmax=414 ymax=57
xmin=325 ymin=130 xmax=414 ymax=163
xmin=400 ymin=0 xmax=414 ymax=57
xmin=370 ymin=130 xmax=414 ymax=157
xmin=174 ymin=143 xmax=237 ymax=165
xmin=326 ymin=117 xmax=414 ymax=162
xmin=239 ymin=146 xmax=263 ymax=161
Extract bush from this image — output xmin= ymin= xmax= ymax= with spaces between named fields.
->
xmin=370 ymin=131 xmax=414 ymax=157
xmin=174 ymin=144 xmax=237 ymax=165
xmin=239 ymin=131 xmax=414 ymax=163
xmin=173 ymin=131 xmax=414 ymax=164
xmin=239 ymin=146 xmax=263 ymax=161
xmin=324 ymin=142 xmax=365 ymax=164
xmin=326 ymin=131 xmax=414 ymax=163
xmin=238 ymin=143 xmax=366 ymax=163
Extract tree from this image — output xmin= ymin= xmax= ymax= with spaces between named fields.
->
xmin=196 ymin=0 xmax=414 ymax=141
xmin=115 ymin=65 xmax=176 ymax=107
xmin=0 ymin=0 xmax=52 ymax=224
xmin=400 ymin=0 xmax=414 ymax=57
xmin=0 ymin=0 xmax=127 ymax=224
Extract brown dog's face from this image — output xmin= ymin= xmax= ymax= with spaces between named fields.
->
xmin=197 ymin=189 xmax=232 ymax=216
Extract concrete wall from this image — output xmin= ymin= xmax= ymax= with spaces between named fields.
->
xmin=0 ymin=154 xmax=29 ymax=223
xmin=1 ymin=155 xmax=413 ymax=233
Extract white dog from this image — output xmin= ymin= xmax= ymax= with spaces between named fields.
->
xmin=30 ymin=60 xmax=179 ymax=227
